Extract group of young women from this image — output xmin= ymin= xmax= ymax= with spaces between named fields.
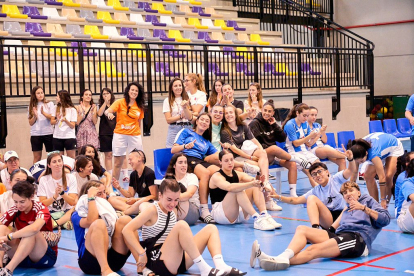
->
xmin=0 ymin=74 xmax=411 ymax=275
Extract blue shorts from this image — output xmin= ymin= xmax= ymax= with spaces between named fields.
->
xmin=18 ymin=246 xmax=57 ymax=269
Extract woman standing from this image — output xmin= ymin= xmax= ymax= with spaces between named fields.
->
xmin=163 ymin=78 xmax=193 ymax=148
xmin=76 ymin=89 xmax=99 ymax=150
xmin=104 ymin=82 xmax=145 ymax=183
xmin=184 ymin=73 xmax=207 ymax=116
xmin=51 ymin=90 xmax=77 ymax=158
xmin=207 ymin=79 xmax=224 ymax=111
xmin=28 ymin=86 xmax=55 ymax=164
xmin=243 ymin=83 xmax=266 ymax=124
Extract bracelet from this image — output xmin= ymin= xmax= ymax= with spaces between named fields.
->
xmin=378 ymin=182 xmax=386 ymax=186
xmin=250 ymin=156 xmax=253 ymax=160
xmin=183 ymin=144 xmax=187 ymax=149
xmin=138 ymin=248 xmax=146 ymax=256
xmin=88 ymin=197 xmax=96 ymax=202
xmin=347 ymin=158 xmax=354 ymax=162
xmin=6 ymin=233 xmax=12 ymax=241
xmin=278 ymin=194 xmax=282 ymax=202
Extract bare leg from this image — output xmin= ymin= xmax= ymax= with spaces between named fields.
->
xmin=104 ymin=152 xmax=113 ymax=171
xmin=111 ymin=216 xmax=133 ymax=255
xmin=113 ymin=155 xmax=126 ymax=182
xmin=66 ymin=149 xmax=76 ymax=159
xmin=219 ymin=191 xmax=253 ymax=222
xmin=108 ymin=196 xmax=130 ymax=212
xmin=279 ymin=160 xmax=297 ymax=185
xmin=364 ymin=165 xmax=378 ymax=201
xmin=33 ymin=151 xmax=42 ymax=164
xmin=306 ymin=195 xmax=334 ymax=229
xmin=290 ymin=239 xmax=340 ymax=265
xmin=254 ymin=149 xmax=269 ymax=181
xmin=245 ymin=187 xmax=266 ymax=213
xmin=194 ymin=165 xmax=211 ymax=205
xmin=265 ymin=145 xmax=292 ymax=162
xmin=385 ymin=156 xmax=398 ymax=202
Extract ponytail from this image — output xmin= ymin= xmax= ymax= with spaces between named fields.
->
xmin=186 ymin=73 xmax=206 ymax=94
xmin=406 ymin=159 xmax=414 ymax=178
xmin=282 ymin=103 xmax=309 ymax=129
xmin=347 ymin=139 xmax=371 ymax=159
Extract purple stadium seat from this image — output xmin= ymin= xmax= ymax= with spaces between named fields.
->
xmin=226 ymin=20 xmax=246 ymax=31
xmin=198 ymin=32 xmax=218 ymax=43
xmin=263 ymin=63 xmax=285 ymax=76
xmin=163 ymin=45 xmax=186 ymax=58
xmin=208 ymin=63 xmax=229 ymax=77
xmin=192 ymin=7 xmax=211 ymax=17
xmin=0 ymin=13 xmax=6 ymax=18
xmin=223 ymin=47 xmax=243 ymax=59
xmin=70 ymin=42 xmax=97 ymax=56
xmin=156 ymin=62 xmax=180 ymax=77
xmin=302 ymin=63 xmax=321 ymax=75
xmin=45 ymin=0 xmax=63 ymax=5
xmin=153 ymin=29 xmax=175 ymax=41
xmin=138 ymin=2 xmax=157 ymax=13
xmin=236 ymin=63 xmax=254 ymax=76
xmin=120 ymin=27 xmax=144 ymax=40
xmin=23 ymin=6 xmax=48 ymax=20
xmin=25 ymin=23 xmax=52 ymax=37
xmin=145 ymin=15 xmax=166 ymax=27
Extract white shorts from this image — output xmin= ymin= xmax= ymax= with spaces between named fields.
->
xmin=310 ymin=145 xmax=334 ymax=156
xmin=112 ymin=133 xmax=143 ymax=157
xmin=211 ymin=201 xmax=250 ymax=225
xmin=362 ymin=140 xmax=404 ymax=169
xmin=291 ymin=151 xmax=319 ymax=170
xmin=397 ymin=208 xmax=414 ymax=233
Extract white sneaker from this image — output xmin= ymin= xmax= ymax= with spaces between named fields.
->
xmin=273 ymin=157 xmax=282 ymax=165
xmin=266 ymin=200 xmax=283 ymax=211
xmin=250 ymin=240 xmax=260 ymax=268
xmin=260 ymin=257 xmax=290 ymax=271
xmin=243 ymin=162 xmax=260 ymax=174
xmin=262 ymin=181 xmax=273 ymax=192
xmin=254 ymin=215 xmax=275 ymax=231
xmin=265 ymin=214 xmax=282 ymax=229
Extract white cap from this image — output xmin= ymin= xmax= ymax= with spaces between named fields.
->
xmin=4 ymin=151 xmax=18 ymax=162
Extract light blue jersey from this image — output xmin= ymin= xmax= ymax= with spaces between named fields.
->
xmin=395 ymin=172 xmax=407 ymax=218
xmin=309 ymin=122 xmax=324 ymax=149
xmin=405 ymin=94 xmax=414 ymax=134
xmin=401 ymin=178 xmax=414 ymax=214
xmin=284 ymin=118 xmax=312 ymax=153
xmin=363 ymin=132 xmax=399 ymax=161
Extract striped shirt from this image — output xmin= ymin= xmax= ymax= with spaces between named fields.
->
xmin=142 ymin=202 xmax=176 ymax=245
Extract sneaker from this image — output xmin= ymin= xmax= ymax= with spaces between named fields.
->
xmin=199 ymin=215 xmax=216 ymax=224
xmin=266 ymin=200 xmax=283 ymax=211
xmin=273 ymin=157 xmax=282 ymax=165
xmin=250 ymin=240 xmax=260 ymax=268
xmin=262 ymin=181 xmax=273 ymax=192
xmin=243 ymin=162 xmax=260 ymax=174
xmin=122 ymin=176 xmax=130 ymax=182
xmin=268 ymin=174 xmax=276 ymax=181
xmin=2 ymin=254 xmax=10 ymax=267
xmin=254 ymin=215 xmax=275 ymax=231
xmin=298 ymin=159 xmax=312 ymax=170
xmin=265 ymin=214 xmax=282 ymax=229
xmin=62 ymin=221 xmax=73 ymax=230
xmin=0 ymin=268 xmax=12 ymax=276
xmin=259 ymin=257 xmax=290 ymax=271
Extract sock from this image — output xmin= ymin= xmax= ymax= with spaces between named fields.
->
xmin=289 ymin=184 xmax=298 ymax=197
xmin=122 ymin=169 xmax=128 ymax=177
xmin=256 ymin=247 xmax=272 ymax=262
xmin=252 ymin=212 xmax=260 ymax=219
xmin=213 ymin=254 xmax=233 ymax=273
xmin=260 ymin=210 xmax=268 ymax=216
xmin=193 ymin=255 xmax=213 ymax=276
xmin=200 ymin=204 xmax=210 ymax=218
xmin=277 ymin=249 xmax=294 ymax=260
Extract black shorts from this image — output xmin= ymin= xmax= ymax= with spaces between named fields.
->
xmin=53 ymin=138 xmax=77 ymax=151
xmin=31 ymin=135 xmax=54 ymax=152
xmin=187 ymin=156 xmax=213 ymax=170
xmin=18 ymin=246 xmax=57 ymax=269
xmin=78 ymin=247 xmax=130 ymax=274
xmin=327 ymin=231 xmax=367 ymax=258
xmin=99 ymin=135 xmax=113 ymax=152
xmin=146 ymin=244 xmax=187 ymax=276
xmin=330 ymin=210 xmax=343 ymax=222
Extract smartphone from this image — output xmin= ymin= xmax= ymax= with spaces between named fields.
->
xmin=0 ymin=243 xmax=11 ymax=251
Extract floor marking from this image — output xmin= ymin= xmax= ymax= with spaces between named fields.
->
xmin=332 ymin=259 xmax=394 ymax=270
xmin=63 ymin=265 xmax=82 ymax=271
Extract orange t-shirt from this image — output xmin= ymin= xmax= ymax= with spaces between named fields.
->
xmin=0 ymin=183 xmax=6 ymax=195
xmin=110 ymin=99 xmax=144 ymax=136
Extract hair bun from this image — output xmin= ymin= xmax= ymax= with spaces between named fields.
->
xmin=267 ymin=99 xmax=274 ymax=104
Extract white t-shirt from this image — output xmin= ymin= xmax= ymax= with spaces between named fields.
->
xmin=187 ymin=90 xmax=207 ymax=110
xmin=0 ymin=167 xmax=32 ymax=190
xmin=28 ymin=101 xmax=55 ymax=136
xmin=37 ymin=174 xmax=78 ymax=212
xmin=162 ymin=97 xmax=190 ymax=124
xmin=0 ymin=191 xmax=39 ymax=214
xmin=72 ymin=171 xmax=99 ymax=194
xmin=52 ymin=107 xmax=77 ymax=139
xmin=176 ymin=173 xmax=200 ymax=207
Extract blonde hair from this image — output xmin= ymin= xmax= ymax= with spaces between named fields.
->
xmin=186 ymin=73 xmax=206 ymax=93
xmin=340 ymin=181 xmax=360 ymax=195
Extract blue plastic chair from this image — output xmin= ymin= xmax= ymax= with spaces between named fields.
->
xmin=153 ymin=148 xmax=174 ymax=179
xmin=383 ymin=119 xmax=408 ymax=138
xmin=369 ymin=120 xmax=383 ymax=133
xmin=397 ymin=118 xmax=412 ymax=136
xmin=325 ymin=132 xmax=337 ymax=148
xmin=337 ymin=131 xmax=355 ymax=149
xmin=276 ymin=141 xmax=288 ymax=152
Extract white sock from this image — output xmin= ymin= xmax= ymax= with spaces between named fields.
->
xmin=108 ymin=169 xmax=112 ymax=175
xmin=213 ymin=254 xmax=233 ymax=273
xmin=277 ymin=248 xmax=295 ymax=260
xmin=193 ymin=255 xmax=213 ymax=276
xmin=289 ymin=184 xmax=298 ymax=197
xmin=260 ymin=210 xmax=268 ymax=216
xmin=257 ymin=248 xmax=272 ymax=262
xmin=289 ymin=155 xmax=302 ymax=164
xmin=200 ymin=204 xmax=211 ymax=218
xmin=252 ymin=212 xmax=260 ymax=219
xmin=122 ymin=168 xmax=128 ymax=176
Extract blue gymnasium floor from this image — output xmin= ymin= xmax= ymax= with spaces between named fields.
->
xmin=13 ymin=163 xmax=414 ymax=276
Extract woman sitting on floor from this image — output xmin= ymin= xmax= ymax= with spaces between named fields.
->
xmin=0 ymin=181 xmax=58 ymax=275
xmin=122 ymin=178 xmax=246 ymax=276
xmin=251 ymin=181 xmax=390 ymax=271
xmin=72 ymin=155 xmax=99 ymax=194
xmin=71 ymin=180 xmax=132 ymax=276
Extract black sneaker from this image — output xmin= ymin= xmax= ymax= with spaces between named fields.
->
xmin=199 ymin=215 xmax=216 ymax=224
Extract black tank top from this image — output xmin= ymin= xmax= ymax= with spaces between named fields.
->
xmin=210 ymin=169 xmax=239 ymax=205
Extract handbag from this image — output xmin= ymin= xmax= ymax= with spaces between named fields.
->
xmin=140 ymin=210 xmax=171 ymax=250
xmin=241 ymin=140 xmax=258 ymax=155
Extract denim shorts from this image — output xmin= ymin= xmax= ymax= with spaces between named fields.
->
xmin=166 ymin=124 xmax=192 ymax=148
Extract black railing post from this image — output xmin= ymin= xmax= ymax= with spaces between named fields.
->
xmin=259 ymin=0 xmax=264 ymax=20
xmin=297 ymin=48 xmax=303 ymax=104
xmin=77 ymin=41 xmax=85 ymax=93
xmin=253 ymin=47 xmax=259 ymax=83
xmin=0 ymin=39 xmax=6 ymax=148
xmin=271 ymin=0 xmax=276 ymax=31
xmin=367 ymin=48 xmax=374 ymax=117
xmin=144 ymin=45 xmax=153 ymax=136
xmin=203 ymin=45 xmax=209 ymax=96
xmin=332 ymin=49 xmax=341 ymax=119
xmin=330 ymin=0 xmax=334 ymax=21
xmin=233 ymin=0 xmax=237 ymax=7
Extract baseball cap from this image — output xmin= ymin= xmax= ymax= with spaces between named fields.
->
xmin=4 ymin=151 xmax=19 ymax=162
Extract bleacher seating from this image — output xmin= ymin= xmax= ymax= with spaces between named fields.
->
xmin=397 ymin=118 xmax=411 ymax=137
xmin=368 ymin=120 xmax=383 ymax=133
xmin=153 ymin=148 xmax=173 ymax=180
xmin=337 ymin=131 xmax=355 ymax=149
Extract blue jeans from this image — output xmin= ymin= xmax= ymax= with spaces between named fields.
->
xmin=165 ymin=124 xmax=192 ymax=148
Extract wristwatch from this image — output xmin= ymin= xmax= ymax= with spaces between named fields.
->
xmin=60 ymin=190 xmax=65 ymax=196
xmin=88 ymin=197 xmax=96 ymax=202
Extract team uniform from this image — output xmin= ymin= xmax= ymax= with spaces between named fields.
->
xmin=397 ymin=178 xmax=414 ymax=233
xmin=174 ymin=128 xmax=217 ymax=170
xmin=395 ymin=172 xmax=408 ymax=218
xmin=308 ymin=122 xmax=333 ymax=155
xmin=405 ymin=94 xmax=414 ymax=151
xmin=283 ymin=119 xmax=319 ymax=167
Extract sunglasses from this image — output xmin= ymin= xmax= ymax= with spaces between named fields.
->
xmin=126 ymin=106 xmax=134 ymax=119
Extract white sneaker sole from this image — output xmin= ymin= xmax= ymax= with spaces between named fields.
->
xmin=260 ymin=259 xmax=290 ymax=271
xmin=250 ymin=240 xmax=259 ymax=268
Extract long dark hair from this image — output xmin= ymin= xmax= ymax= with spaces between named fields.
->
xmin=75 ymin=155 xmax=93 ymax=180
xmin=79 ymin=88 xmax=94 ymax=105
xmin=168 ymin=78 xmax=189 ymax=112
xmin=166 ymin=153 xmax=192 ymax=176
xmin=124 ymin=82 xmax=145 ymax=110
xmin=221 ymin=104 xmax=244 ymax=139
xmin=99 ymin=87 xmax=115 ymax=107
xmin=29 ymin=86 xmax=48 ymax=119
xmin=56 ymin=90 xmax=75 ymax=117
xmin=193 ymin=112 xmax=212 ymax=141
xmin=208 ymin=79 xmax=224 ymax=107
xmin=406 ymin=159 xmax=414 ymax=178
xmin=79 ymin=145 xmax=102 ymax=176
xmin=282 ymin=103 xmax=310 ymax=129
xmin=347 ymin=139 xmax=371 ymax=159
xmin=44 ymin=152 xmax=68 ymax=190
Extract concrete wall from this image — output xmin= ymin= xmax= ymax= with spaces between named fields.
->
xmin=334 ymin=0 xmax=414 ymax=96
xmin=3 ymin=90 xmax=369 ymax=169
